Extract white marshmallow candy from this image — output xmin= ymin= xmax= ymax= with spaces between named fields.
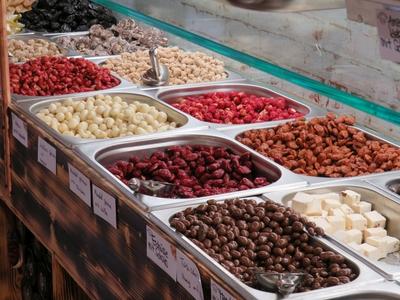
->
xmin=363 ymin=211 xmax=386 ymax=228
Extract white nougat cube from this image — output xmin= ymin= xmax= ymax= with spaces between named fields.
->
xmin=348 ymin=242 xmax=363 ymax=253
xmin=313 ymin=193 xmax=340 ymax=202
xmin=311 ymin=217 xmax=333 ymax=234
xmin=329 ymin=208 xmax=345 ymax=217
xmin=332 ymin=230 xmax=349 ymax=243
xmin=351 ymin=201 xmax=372 ymax=214
xmin=346 ymin=214 xmax=367 ymax=231
xmin=363 ymin=211 xmax=386 ymax=228
xmin=347 ymin=229 xmax=363 ymax=244
xmin=366 ymin=236 xmax=388 ymax=256
xmin=322 ymin=198 xmax=342 ymax=211
xmin=364 ymin=228 xmax=387 ymax=240
xmin=381 ymin=236 xmax=400 ymax=253
xmin=341 ymin=190 xmax=361 ymax=206
xmin=327 ymin=215 xmax=346 ymax=231
xmin=292 ymin=192 xmax=320 ymax=215
xmin=360 ymin=243 xmax=385 ymax=260
xmin=340 ymin=204 xmax=354 ymax=215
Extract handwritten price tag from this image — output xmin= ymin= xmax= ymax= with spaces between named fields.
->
xmin=176 ymin=249 xmax=204 ymax=300
xmin=92 ymin=185 xmax=117 ymax=228
xmin=146 ymin=226 xmax=177 ymax=280
xmin=68 ymin=163 xmax=91 ymax=207
xmin=377 ymin=8 xmax=400 ymax=62
xmin=211 ymin=279 xmax=235 ymax=300
xmin=12 ymin=113 xmax=28 ymax=148
xmin=37 ymin=137 xmax=56 ymax=174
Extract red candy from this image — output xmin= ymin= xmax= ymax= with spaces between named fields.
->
xmin=107 ymin=145 xmax=270 ymax=198
xmin=172 ymin=91 xmax=304 ymax=124
xmin=10 ymin=56 xmax=120 ymax=96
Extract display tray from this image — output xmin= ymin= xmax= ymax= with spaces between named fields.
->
xmin=75 ymin=130 xmax=307 ymax=211
xmin=89 ymin=55 xmax=245 ymax=89
xmin=225 ymin=119 xmax=400 ymax=184
xmin=153 ymin=81 xmax=325 ymax=131
xmin=17 ymin=90 xmax=206 ymax=148
xmin=150 ymin=196 xmax=383 ymax=300
xmin=365 ymin=173 xmax=400 ymax=201
xmin=264 ymin=181 xmax=400 ymax=280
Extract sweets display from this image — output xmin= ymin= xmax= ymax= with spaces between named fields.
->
xmin=35 ymin=94 xmax=178 ymax=139
xmin=21 ymin=0 xmax=117 ymax=32
xmin=57 ymin=19 xmax=168 ymax=56
xmin=102 ymin=47 xmax=227 ymax=86
xmin=106 ymin=146 xmax=270 ymax=198
xmin=7 ymin=0 xmax=34 ymax=13
xmin=8 ymin=38 xmax=63 ymax=63
xmin=10 ymin=57 xmax=120 ymax=96
xmin=170 ymin=198 xmax=357 ymax=292
xmin=172 ymin=91 xmax=303 ymax=124
xmin=289 ymin=190 xmax=400 ymax=261
xmin=237 ymin=113 xmax=400 ymax=177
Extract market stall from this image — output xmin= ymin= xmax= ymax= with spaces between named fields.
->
xmin=0 ymin=1 xmax=400 ymax=299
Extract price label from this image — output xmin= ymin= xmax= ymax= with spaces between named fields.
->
xmin=211 ymin=280 xmax=235 ymax=300
xmin=68 ymin=163 xmax=91 ymax=207
xmin=146 ymin=226 xmax=177 ymax=280
xmin=92 ymin=185 xmax=117 ymax=228
xmin=377 ymin=8 xmax=400 ymax=62
xmin=176 ymin=249 xmax=204 ymax=300
xmin=37 ymin=137 xmax=56 ymax=174
xmin=12 ymin=113 xmax=28 ymax=148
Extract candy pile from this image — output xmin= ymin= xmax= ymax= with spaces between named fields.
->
xmin=9 ymin=38 xmax=63 ymax=63
xmin=7 ymin=0 xmax=34 ymax=13
xmin=7 ymin=13 xmax=24 ymax=34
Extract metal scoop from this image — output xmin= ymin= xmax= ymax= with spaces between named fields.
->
xmin=141 ymin=47 xmax=169 ymax=86
xmin=127 ymin=178 xmax=177 ymax=197
xmin=254 ymin=271 xmax=305 ymax=297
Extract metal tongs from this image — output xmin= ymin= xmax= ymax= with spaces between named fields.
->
xmin=141 ymin=47 xmax=169 ymax=86
xmin=127 ymin=178 xmax=177 ymax=197
xmin=254 ymin=271 xmax=305 ymax=297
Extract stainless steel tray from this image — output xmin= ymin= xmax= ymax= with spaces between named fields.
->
xmin=89 ymin=55 xmax=245 ymax=89
xmin=264 ymin=180 xmax=400 ymax=280
xmin=150 ymin=196 xmax=384 ymax=300
xmin=152 ymin=81 xmax=325 ymax=131
xmin=16 ymin=90 xmax=207 ymax=148
xmin=75 ymin=130 xmax=307 ymax=211
xmin=365 ymin=173 xmax=400 ymax=202
xmin=224 ymin=117 xmax=400 ymax=185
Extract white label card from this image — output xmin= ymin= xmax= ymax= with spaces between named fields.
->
xmin=12 ymin=113 xmax=28 ymax=148
xmin=176 ymin=249 xmax=204 ymax=300
xmin=211 ymin=279 xmax=235 ymax=300
xmin=377 ymin=8 xmax=400 ymax=62
xmin=146 ymin=226 xmax=177 ymax=280
xmin=68 ymin=163 xmax=91 ymax=207
xmin=37 ymin=137 xmax=56 ymax=174
xmin=92 ymin=185 xmax=117 ymax=228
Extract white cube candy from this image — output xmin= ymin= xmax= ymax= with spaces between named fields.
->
xmin=347 ymin=229 xmax=363 ymax=244
xmin=311 ymin=217 xmax=333 ymax=234
xmin=329 ymin=208 xmax=345 ymax=217
xmin=366 ymin=236 xmax=388 ymax=256
xmin=307 ymin=210 xmax=328 ymax=217
xmin=348 ymin=242 xmax=363 ymax=253
xmin=292 ymin=192 xmax=321 ymax=215
xmin=381 ymin=236 xmax=400 ymax=253
xmin=340 ymin=190 xmax=361 ymax=206
xmin=360 ymin=243 xmax=385 ymax=260
xmin=332 ymin=230 xmax=349 ymax=243
xmin=313 ymin=193 xmax=341 ymax=202
xmin=363 ymin=211 xmax=386 ymax=228
xmin=340 ymin=204 xmax=354 ymax=215
xmin=351 ymin=201 xmax=372 ymax=214
xmin=322 ymin=198 xmax=342 ymax=211
xmin=346 ymin=214 xmax=367 ymax=231
xmin=327 ymin=215 xmax=346 ymax=231
xmin=364 ymin=227 xmax=387 ymax=240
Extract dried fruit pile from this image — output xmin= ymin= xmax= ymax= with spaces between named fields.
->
xmin=172 ymin=91 xmax=304 ymax=124
xmin=170 ymin=198 xmax=357 ymax=292
xmin=237 ymin=113 xmax=400 ymax=177
xmin=107 ymin=145 xmax=270 ymax=198
xmin=10 ymin=57 xmax=120 ymax=96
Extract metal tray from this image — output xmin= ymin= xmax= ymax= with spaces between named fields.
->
xmin=16 ymin=90 xmax=206 ymax=148
xmin=365 ymin=173 xmax=400 ymax=202
xmin=11 ymin=57 xmax=135 ymax=102
xmin=224 ymin=117 xmax=400 ymax=185
xmin=8 ymin=34 xmax=77 ymax=63
xmin=75 ymin=130 xmax=307 ymax=211
xmin=150 ymin=196 xmax=384 ymax=300
xmin=90 ymin=55 xmax=245 ymax=89
xmin=264 ymin=180 xmax=400 ymax=280
xmin=153 ymin=81 xmax=325 ymax=131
